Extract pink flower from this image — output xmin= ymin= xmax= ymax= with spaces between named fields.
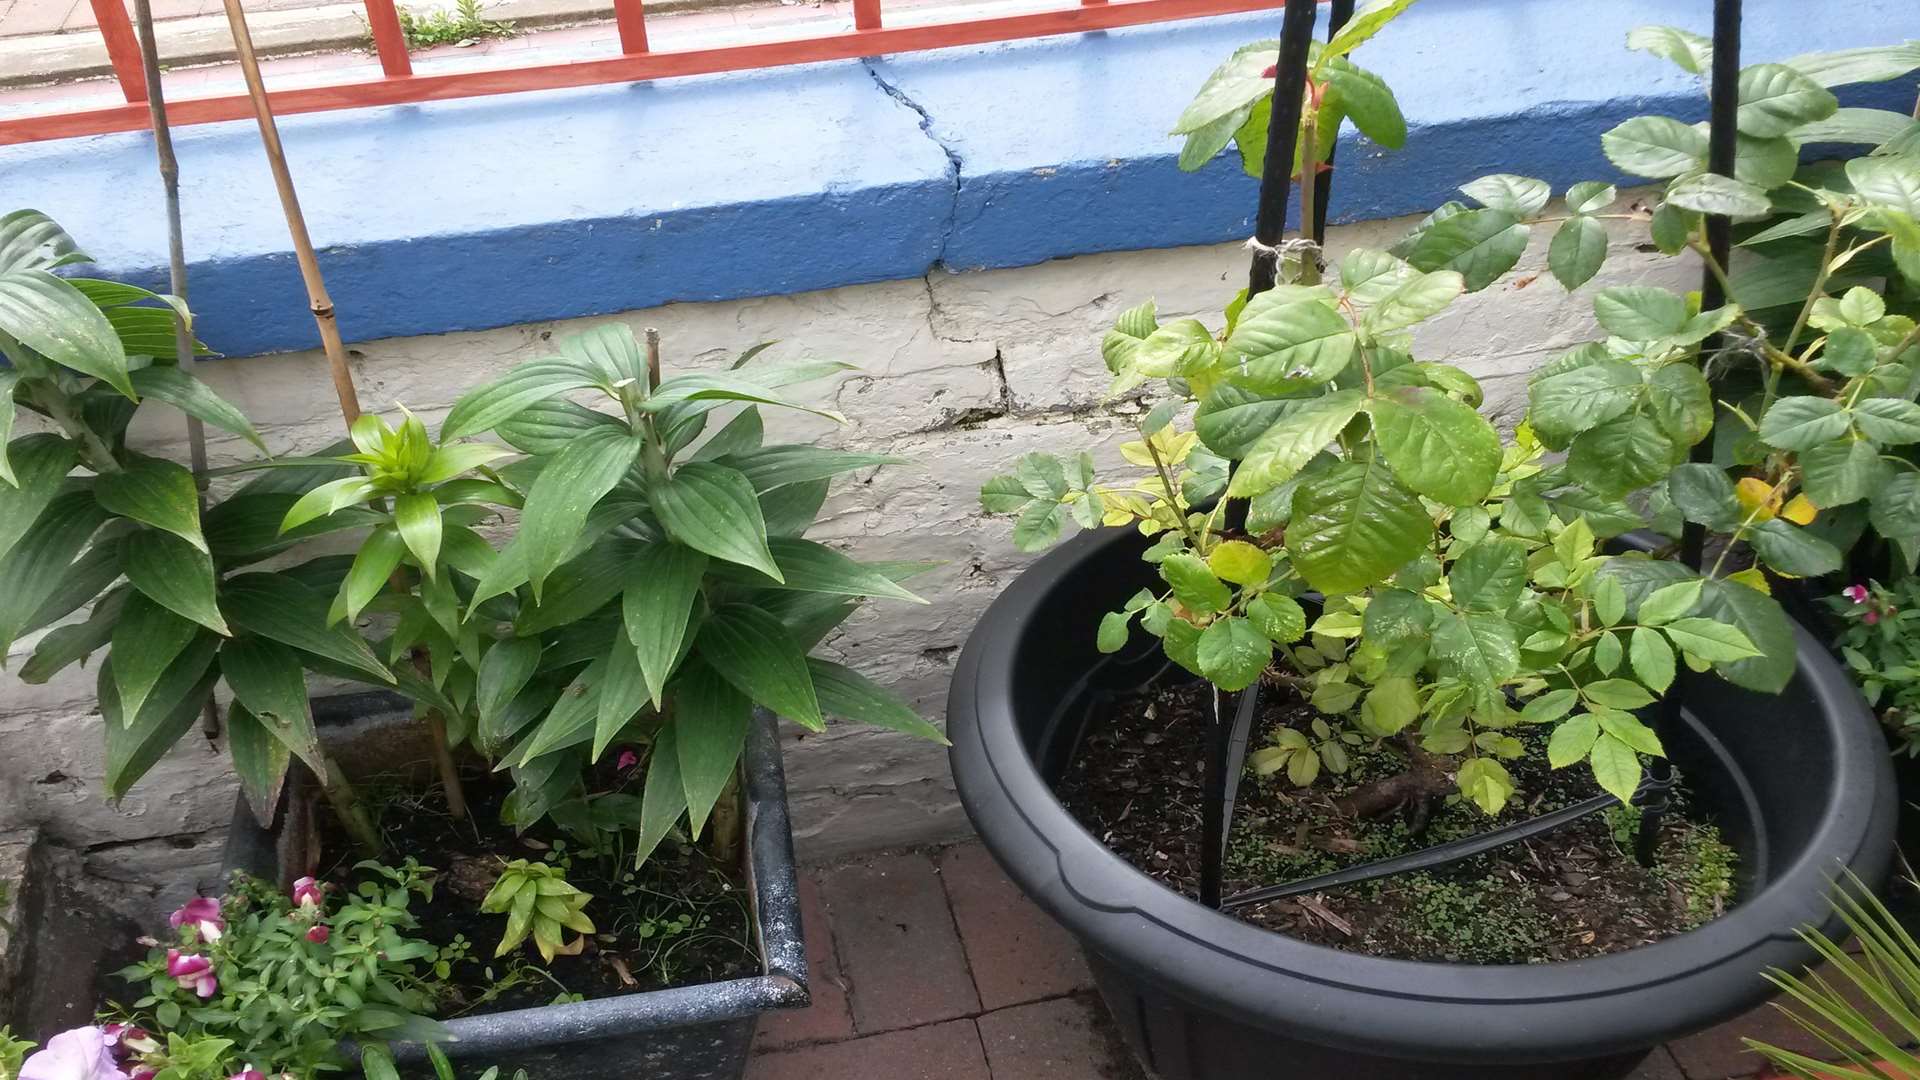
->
xmin=167 ymin=896 xmax=223 ymax=943
xmin=1865 ymin=609 xmax=1882 ymax=625
xmin=306 ymin=924 xmax=330 ymax=944
xmin=129 ymin=1071 xmax=155 ymax=1080
xmin=1844 ymin=584 xmax=1871 ymax=604
xmin=19 ymin=1026 xmax=128 ymax=1080
xmin=291 ymin=876 xmax=323 ymax=910
xmin=101 ymin=1027 xmax=156 ymax=1057
xmin=230 ymin=1070 xmax=265 ymax=1080
xmin=165 ymin=949 xmax=218 ymax=998
xmin=616 ymin=749 xmax=639 ymax=772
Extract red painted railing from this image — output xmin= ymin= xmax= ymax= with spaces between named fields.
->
xmin=0 ymin=0 xmax=1280 ymax=145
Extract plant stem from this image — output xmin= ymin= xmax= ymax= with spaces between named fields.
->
xmin=421 ymin=704 xmax=470 ymax=821
xmin=1296 ymin=101 xmax=1322 ymax=286
xmin=1687 ymin=235 xmax=1834 ymax=395
xmin=36 ymin=384 xmax=122 ymax=473
xmin=1142 ymin=428 xmax=1203 ymax=550
xmin=706 ymin=772 xmax=743 ymax=868
xmin=1783 ymin=215 xmax=1844 ymax=359
xmin=320 ymin=753 xmax=383 ymax=854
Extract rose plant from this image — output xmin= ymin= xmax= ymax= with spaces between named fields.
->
xmin=982 ymin=21 xmax=1920 ymax=816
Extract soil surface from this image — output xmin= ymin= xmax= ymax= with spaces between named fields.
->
xmin=1056 ymin=678 xmax=1738 ymax=964
xmin=314 ymin=764 xmax=758 ymax=1015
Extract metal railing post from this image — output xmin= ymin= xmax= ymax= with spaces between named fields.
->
xmin=89 ymin=0 xmax=150 ymax=103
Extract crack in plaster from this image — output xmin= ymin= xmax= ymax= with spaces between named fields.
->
xmin=861 ymin=60 xmax=963 ymax=271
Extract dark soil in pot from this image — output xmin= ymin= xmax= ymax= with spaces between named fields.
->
xmin=1057 ymin=678 xmax=1737 ymax=964
xmin=308 ymin=764 xmax=758 ymax=1014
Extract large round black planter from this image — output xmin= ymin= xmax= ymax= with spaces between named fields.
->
xmin=223 ymin=695 xmax=808 ymax=1080
xmin=948 ymin=526 xmax=1898 ymax=1080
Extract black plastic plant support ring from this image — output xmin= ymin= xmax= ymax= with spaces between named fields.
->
xmin=1220 ymin=769 xmax=1681 ymax=912
xmin=1246 ymin=0 xmax=1320 ymax=296
xmin=1641 ymin=0 xmax=1743 ymax=868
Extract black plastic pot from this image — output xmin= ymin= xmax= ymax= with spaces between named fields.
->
xmin=223 ymin=695 xmax=807 ymax=1080
xmin=948 ymin=526 xmax=1897 ymax=1080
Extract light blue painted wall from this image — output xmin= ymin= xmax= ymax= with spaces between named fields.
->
xmin=2 ymin=0 xmax=1915 ymax=357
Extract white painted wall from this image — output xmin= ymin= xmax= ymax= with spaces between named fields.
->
xmin=0 ymin=203 xmax=1687 ymax=914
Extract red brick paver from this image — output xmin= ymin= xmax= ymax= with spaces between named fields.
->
xmin=977 ymin=997 xmax=1144 ymax=1080
xmin=939 ymin=844 xmax=1092 ymax=1011
xmin=754 ymin=872 xmax=855 ymax=1051
xmin=750 ymin=1019 xmax=990 ymax=1080
xmin=819 ymin=850 xmax=981 ymax=1034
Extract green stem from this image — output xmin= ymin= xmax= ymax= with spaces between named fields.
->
xmin=319 ymin=754 xmax=383 ymax=855
xmin=1141 ymin=428 xmax=1203 ymax=551
xmin=35 ymin=383 xmax=122 ymax=474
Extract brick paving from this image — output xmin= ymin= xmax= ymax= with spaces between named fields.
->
xmin=756 ymin=840 xmax=1889 ymax=1080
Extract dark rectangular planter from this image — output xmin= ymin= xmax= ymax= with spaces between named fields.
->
xmin=221 ymin=695 xmax=808 ymax=1080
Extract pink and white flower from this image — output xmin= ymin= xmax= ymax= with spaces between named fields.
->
xmin=230 ymin=1069 xmax=266 ymax=1080
xmin=1844 ymin=584 xmax=1871 ymax=604
xmin=167 ymin=896 xmax=224 ymax=943
xmin=291 ymin=876 xmax=323 ymax=910
xmin=305 ymin=924 xmax=330 ymax=944
xmin=616 ymin=748 xmax=639 ymax=772
xmin=19 ymin=1026 xmax=129 ymax=1080
xmin=165 ymin=949 xmax=218 ymax=998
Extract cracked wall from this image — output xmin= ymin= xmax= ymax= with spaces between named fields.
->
xmin=0 ymin=206 xmax=1683 ymax=914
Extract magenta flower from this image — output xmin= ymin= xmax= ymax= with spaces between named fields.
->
xmin=291 ymin=876 xmax=323 ymax=910
xmin=165 ymin=949 xmax=218 ymax=998
xmin=101 ymin=1026 xmax=156 ymax=1057
xmin=306 ymin=924 xmax=330 ymax=944
xmin=617 ymin=748 xmax=639 ymax=772
xmin=1844 ymin=584 xmax=1871 ymax=604
xmin=230 ymin=1070 xmax=266 ymax=1080
xmin=167 ymin=896 xmax=224 ymax=943
xmin=1866 ymin=609 xmax=1882 ymax=625
xmin=19 ymin=1026 xmax=128 ymax=1080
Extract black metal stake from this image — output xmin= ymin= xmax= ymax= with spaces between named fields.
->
xmin=1309 ymin=0 xmax=1357 ymax=243
xmin=1639 ymin=0 xmax=1742 ymax=867
xmin=1198 ymin=687 xmax=1261 ymax=908
xmin=1246 ymin=0 xmax=1321 ymax=297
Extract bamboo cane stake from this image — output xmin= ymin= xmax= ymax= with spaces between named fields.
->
xmin=132 ymin=0 xmax=223 ymax=738
xmin=217 ymin=0 xmax=362 ymax=426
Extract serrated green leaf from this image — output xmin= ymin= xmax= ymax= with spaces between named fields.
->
xmin=1527 ymin=359 xmax=1641 ymax=446
xmin=1748 ymin=517 xmax=1843 ymax=577
xmin=1449 ymin=538 xmax=1526 ymax=612
xmin=1403 ymin=208 xmax=1529 ymax=292
xmin=1629 ymin=626 xmax=1676 ymax=693
xmin=1226 ymin=389 xmax=1365 ymax=497
xmin=1247 ymin=592 xmax=1307 ymax=644
xmin=1627 ymin=26 xmax=1712 ymax=74
xmin=1568 ymin=414 xmax=1677 ymax=496
xmin=1197 ymin=616 xmax=1270 ymax=692
xmin=1662 ymin=616 xmax=1765 ymax=662
xmin=1160 ymin=551 xmax=1231 ymax=615
xmin=1457 ymin=756 xmax=1514 ymax=815
xmin=1589 ymin=732 xmax=1642 ymax=804
xmin=1668 ymin=464 xmax=1743 ymax=531
xmin=1800 ymin=439 xmax=1882 ymax=508
xmin=1760 ymin=396 xmax=1850 ymax=450
xmin=1638 ymin=579 xmax=1703 ymax=626
xmin=1432 ymin=609 xmax=1519 ymax=685
xmin=1548 ymin=216 xmax=1609 ymax=290
xmin=1737 ymin=63 xmax=1838 ymax=138
xmin=1462 ymin=174 xmax=1550 ymax=215
xmin=1594 ymin=286 xmax=1689 ymax=340
xmin=1547 ymin=712 xmax=1601 ymax=768
xmin=1225 ymin=299 xmax=1356 ymax=395
xmin=1666 ymin=172 xmax=1773 ymax=218
xmin=1286 ymin=458 xmax=1433 ymax=595
xmin=1602 ymin=115 xmax=1708 ymax=178
xmin=1366 ymin=384 xmax=1500 ymax=505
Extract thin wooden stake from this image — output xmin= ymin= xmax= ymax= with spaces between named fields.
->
xmin=219 ymin=0 xmax=362 ymax=427
xmin=132 ymin=0 xmax=222 ymax=739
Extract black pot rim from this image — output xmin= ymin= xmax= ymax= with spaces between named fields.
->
xmin=948 ymin=525 xmax=1898 ymax=1061
xmin=220 ymin=703 xmax=809 ymax=1063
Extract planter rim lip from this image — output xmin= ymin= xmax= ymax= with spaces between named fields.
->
xmin=220 ymin=702 xmax=809 ymax=1061
xmin=948 ymin=525 xmax=1895 ymax=1012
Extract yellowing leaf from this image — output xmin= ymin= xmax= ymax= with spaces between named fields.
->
xmin=1781 ymin=493 xmax=1817 ymax=525
xmin=1207 ymin=540 xmax=1273 ymax=585
xmin=1727 ymin=566 xmax=1771 ymax=594
xmin=1734 ymin=476 xmax=1781 ymax=522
